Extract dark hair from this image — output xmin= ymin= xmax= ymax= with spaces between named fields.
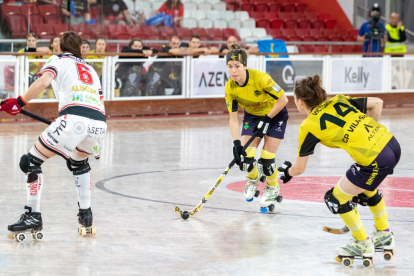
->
xmin=60 ymin=31 xmax=83 ymax=59
xmin=26 ymin=33 xmax=37 ymax=40
xmin=294 ymin=75 xmax=327 ymax=108
xmin=49 ymin=36 xmax=60 ymax=50
xmin=189 ymin=34 xmax=200 ymax=41
xmin=129 ymin=38 xmax=143 ymax=47
xmin=226 ymin=44 xmax=247 ymax=66
xmin=166 ymin=0 xmax=182 ymax=10
xmin=82 ymin=40 xmax=90 ymax=46
xmin=95 ymin=36 xmax=107 ymax=45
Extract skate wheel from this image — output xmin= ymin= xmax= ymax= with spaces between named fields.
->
xmin=260 ymin=207 xmax=268 ymax=213
xmin=276 ymin=196 xmax=283 ymax=203
xmin=34 ymin=232 xmax=44 ymax=240
xmin=268 ymin=204 xmax=275 ymax=212
xmin=246 ymin=197 xmax=254 ymax=202
xmin=16 ymin=233 xmax=26 ymax=242
xmin=254 ymin=190 xmax=260 ymax=197
xmin=362 ymin=258 xmax=373 ymax=268
xmin=260 ymin=175 xmax=266 ymax=183
xmin=78 ymin=226 xmax=86 ymax=236
xmin=341 ymin=257 xmax=353 ymax=267
xmin=335 ymin=256 xmax=342 ymax=263
xmin=7 ymin=234 xmax=15 ymax=240
xmin=383 ymin=251 xmax=393 ymax=261
xmin=91 ymin=226 xmax=96 ymax=235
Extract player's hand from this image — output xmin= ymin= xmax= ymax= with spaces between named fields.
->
xmin=278 ymin=161 xmax=293 ymax=183
xmin=254 ymin=115 xmax=271 ymax=138
xmin=233 ymin=140 xmax=246 ymax=166
xmin=0 ymin=96 xmax=26 ymax=116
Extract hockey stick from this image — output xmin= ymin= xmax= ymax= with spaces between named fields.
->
xmin=20 ymin=109 xmax=52 ymax=125
xmin=175 ymin=132 xmax=259 ymax=220
xmin=323 ymin=225 xmax=350 ymax=235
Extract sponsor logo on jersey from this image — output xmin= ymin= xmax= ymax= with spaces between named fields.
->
xmin=366 ymin=161 xmax=379 ymax=185
xmin=266 ymin=78 xmax=272 ymax=85
xmin=64 ymin=145 xmax=73 ymax=152
xmin=254 ymin=90 xmax=261 ymax=97
xmin=244 ymin=122 xmax=249 ymax=129
xmin=71 ymin=85 xmax=99 ymax=96
xmin=272 ymin=83 xmax=282 ymax=92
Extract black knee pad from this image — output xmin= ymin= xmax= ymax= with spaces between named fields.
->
xmin=353 ymin=190 xmax=383 ymax=207
xmin=240 ymin=157 xmax=256 ymax=172
xmin=19 ymin=153 xmax=43 ymax=174
xmin=257 ymin=158 xmax=276 ymax=176
xmin=324 ymin=187 xmax=354 ymax=214
xmin=66 ymin=158 xmax=91 ymax=175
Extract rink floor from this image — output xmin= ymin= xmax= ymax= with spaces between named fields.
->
xmin=0 ymin=108 xmax=413 ymax=276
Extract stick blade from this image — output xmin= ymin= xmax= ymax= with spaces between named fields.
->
xmin=323 ymin=226 xmax=350 ymax=235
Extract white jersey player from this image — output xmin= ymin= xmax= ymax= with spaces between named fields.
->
xmin=1 ymin=31 xmax=106 ymax=241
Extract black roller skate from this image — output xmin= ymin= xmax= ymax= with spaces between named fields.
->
xmin=7 ymin=206 xmax=44 ymax=242
xmin=77 ymin=207 xmax=96 ymax=236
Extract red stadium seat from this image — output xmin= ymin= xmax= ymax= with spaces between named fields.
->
xmin=255 ymin=3 xmax=269 ymax=12
xmin=268 ymin=3 xmax=281 ymax=12
xmin=323 ymin=29 xmax=342 ymax=41
xmin=22 ymin=13 xmax=42 ymax=32
xmin=38 ymin=5 xmax=61 ymax=24
xmin=142 ymin=25 xmax=160 ymax=37
xmin=146 ymin=35 xmax=160 ymax=40
xmin=9 ymin=14 xmax=27 ymax=38
xmin=277 ymin=12 xmax=291 ymax=20
xmin=256 ymin=18 xmax=270 ymax=28
xmin=241 ymin=3 xmax=255 ymax=12
xmin=126 ymin=26 xmax=148 ymax=39
xmin=312 ymin=19 xmax=325 ymax=29
xmin=348 ymin=29 xmax=359 ymax=36
xmin=284 ymin=19 xmax=297 ymax=29
xmin=316 ymin=36 xmax=329 ymax=41
xmin=341 ymin=45 xmax=354 ymax=53
xmin=305 ymin=12 xmax=317 ymax=21
xmin=264 ymin=12 xmax=277 ymax=19
xmin=192 ymin=28 xmax=209 ymax=40
xmin=20 ymin=5 xmax=39 ymax=17
xmin=317 ymin=13 xmax=331 ymax=21
xmin=159 ymin=26 xmax=174 ymax=40
xmin=35 ymin=24 xmax=55 ymax=39
xmin=353 ymin=45 xmax=363 ymax=52
xmin=290 ymin=12 xmax=304 ymax=20
xmin=249 ymin=12 xmax=264 ymax=19
xmin=330 ymin=45 xmax=342 ymax=53
xmin=281 ymin=28 xmax=295 ymax=38
xmin=266 ymin=28 xmax=281 ymax=39
xmin=222 ymin=28 xmax=238 ymax=39
xmin=274 ymin=35 xmax=288 ymax=41
xmin=71 ymin=25 xmax=94 ymax=40
xmin=90 ymin=25 xmax=110 ymax=39
xmin=38 ymin=5 xmax=56 ymax=16
xmin=54 ymin=24 xmax=69 ymax=36
xmin=295 ymin=28 xmax=309 ymax=38
xmin=282 ymin=3 xmax=295 ymax=12
xmin=342 ymin=36 xmax=356 ymax=41
xmin=302 ymin=35 xmax=315 ymax=41
xmin=314 ymin=45 xmax=328 ymax=53
xmin=296 ymin=3 xmax=307 ymax=13
xmin=298 ymin=19 xmax=311 ymax=29
xmin=309 ymin=29 xmax=323 ymax=38
xmin=207 ymin=28 xmax=224 ymax=40
xmin=175 ymin=27 xmax=192 ymax=40
xmin=270 ymin=19 xmax=283 ymax=29
xmin=325 ymin=19 xmax=337 ymax=29
xmin=226 ymin=2 xmax=240 ymax=12
xmin=4 ymin=65 xmax=15 ymax=91
xmin=89 ymin=5 xmax=100 ymax=20
xmin=298 ymin=45 xmax=313 ymax=53
xmin=106 ymin=44 xmax=118 ymax=53
xmin=109 ymin=25 xmax=130 ymax=39
xmin=288 ymin=36 xmax=301 ymax=41
xmin=2 ymin=5 xmax=21 ymax=31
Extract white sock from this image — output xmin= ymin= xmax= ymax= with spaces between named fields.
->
xmin=27 ymin=146 xmax=48 ymax=212
xmin=72 ymin=154 xmax=91 ymax=209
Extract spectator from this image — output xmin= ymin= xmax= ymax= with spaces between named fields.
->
xmin=357 ymin=3 xmax=387 ymax=53
xmin=49 ymin=36 xmax=62 ymax=55
xmin=61 ymin=0 xmax=91 ymax=24
xmin=81 ymin=40 xmax=91 ymax=56
xmin=220 ymin=36 xmax=259 ymax=55
xmin=384 ymin=12 xmax=406 ymax=56
xmin=158 ymin=0 xmax=184 ymax=27
xmin=102 ymin=0 xmax=135 ymax=26
xmin=161 ymin=35 xmax=215 ymax=57
xmin=187 ymin=35 xmax=219 ymax=57
xmin=123 ymin=0 xmax=146 ymax=25
xmin=87 ymin=37 xmax=107 ymax=81
xmin=37 ymin=0 xmax=59 ymax=5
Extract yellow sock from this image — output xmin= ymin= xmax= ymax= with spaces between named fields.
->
xmin=260 ymin=150 xmax=278 ymax=187
xmin=333 ymin=184 xmax=368 ymax=241
xmin=246 ymin=147 xmax=258 ymax=179
xmin=363 ymin=189 xmax=389 ymax=231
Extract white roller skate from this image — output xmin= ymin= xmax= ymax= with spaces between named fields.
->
xmin=244 ymin=174 xmax=260 ymax=202
xmin=335 ymin=237 xmax=375 ymax=268
xmin=372 ymin=226 xmax=395 ymax=261
xmin=260 ymin=183 xmax=282 ymax=213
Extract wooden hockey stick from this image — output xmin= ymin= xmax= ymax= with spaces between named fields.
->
xmin=20 ymin=109 xmax=52 ymax=125
xmin=323 ymin=225 xmax=350 ymax=234
xmin=175 ymin=132 xmax=259 ymax=219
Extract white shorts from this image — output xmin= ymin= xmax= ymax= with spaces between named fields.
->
xmin=38 ymin=114 xmax=107 ymax=159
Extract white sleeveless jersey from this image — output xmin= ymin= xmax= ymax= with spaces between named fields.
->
xmin=38 ymin=52 xmax=105 ymax=122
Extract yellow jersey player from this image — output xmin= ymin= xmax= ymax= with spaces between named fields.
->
xmin=278 ymin=75 xmax=400 ymax=268
xmin=225 ymin=44 xmax=288 ymax=212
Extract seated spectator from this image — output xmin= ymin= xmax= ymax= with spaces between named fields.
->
xmin=123 ymin=0 xmax=146 ymax=24
xmin=37 ymin=0 xmax=59 ymax=5
xmin=61 ymin=0 xmax=91 ymax=24
xmin=102 ymin=0 xmax=135 ymax=26
xmin=81 ymin=40 xmax=91 ymax=56
xmin=187 ymin=35 xmax=219 ymax=57
xmin=220 ymin=35 xmax=259 ymax=55
xmin=120 ymin=38 xmax=158 ymax=58
xmin=158 ymin=0 xmax=184 ymax=27
xmin=161 ymin=35 xmax=215 ymax=57
xmin=48 ymin=36 xmax=62 ymax=56
xmin=87 ymin=37 xmax=107 ymax=80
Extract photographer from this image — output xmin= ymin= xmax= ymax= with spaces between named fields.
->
xmin=357 ymin=3 xmax=387 ymax=54
xmin=384 ymin=12 xmax=406 ymax=57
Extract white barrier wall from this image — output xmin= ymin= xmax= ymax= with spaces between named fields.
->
xmin=2 ymin=55 xmax=414 ymax=102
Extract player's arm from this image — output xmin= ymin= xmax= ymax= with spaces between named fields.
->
xmin=366 ymin=97 xmax=383 ymax=122
xmin=23 ymin=72 xmax=54 ymax=102
xmin=267 ymin=93 xmax=288 ymax=118
xmin=229 ymin=111 xmax=240 ymax=141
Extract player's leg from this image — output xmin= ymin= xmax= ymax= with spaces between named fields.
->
xmin=8 ymin=142 xmax=55 ymax=232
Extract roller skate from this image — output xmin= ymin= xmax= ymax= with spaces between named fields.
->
xmin=77 ymin=207 xmax=96 ymax=236
xmin=372 ymin=226 xmax=395 ymax=261
xmin=335 ymin=237 xmax=375 ymax=268
xmin=7 ymin=206 xmax=44 ymax=242
xmin=244 ymin=174 xmax=260 ymax=202
xmin=260 ymin=183 xmax=282 ymax=213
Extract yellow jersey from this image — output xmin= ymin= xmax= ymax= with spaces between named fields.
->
xmin=18 ymin=48 xmax=42 ymax=73
xmin=224 ymin=69 xmax=285 ymax=116
xmin=86 ymin=50 xmax=104 ymax=76
xmin=297 ymin=95 xmax=393 ymax=166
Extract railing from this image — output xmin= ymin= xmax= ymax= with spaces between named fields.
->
xmin=1 ymin=52 xmax=414 ymax=103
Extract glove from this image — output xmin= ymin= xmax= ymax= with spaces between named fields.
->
xmin=278 ymin=161 xmax=293 ymax=184
xmin=0 ymin=96 xmax=26 ymax=115
xmin=232 ymin=140 xmax=246 ymax=166
xmin=254 ymin=115 xmax=272 ymax=138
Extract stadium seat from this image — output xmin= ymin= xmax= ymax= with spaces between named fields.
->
xmin=316 ymin=36 xmax=329 ymax=41
xmin=298 ymin=45 xmax=313 ymax=53
xmin=256 ymin=18 xmax=270 ymax=29
xmin=325 ymin=19 xmax=337 ymax=29
xmin=323 ymin=29 xmax=342 ymax=41
xmin=227 ymin=19 xmax=241 ymax=29
xmin=331 ymin=45 xmax=342 ymax=53
xmin=54 ymin=24 xmax=70 ymax=36
xmin=295 ymin=29 xmax=309 ymax=38
xmin=342 ymin=36 xmax=356 ymax=41
xmin=22 ymin=12 xmax=43 ymax=30
xmin=183 ymin=2 xmax=197 ymax=10
xmin=90 ymin=25 xmax=110 ymax=39
xmin=151 ymin=1 xmax=164 ymax=10
xmin=213 ymin=19 xmax=228 ymax=29
xmin=220 ymin=11 xmax=235 ymax=21
xmin=288 ymin=36 xmax=301 ymax=41
xmin=146 ymin=35 xmax=160 ymax=40
xmin=317 ymin=13 xmax=331 ymax=21
xmin=341 ymin=45 xmax=354 ymax=53
xmin=198 ymin=18 xmax=213 ymax=28
xmin=142 ymin=25 xmax=160 ymax=37
xmin=36 ymin=24 xmax=55 ymax=39
xmin=254 ymin=28 xmax=268 ymax=39
xmin=349 ymin=29 xmax=359 ymax=36
xmin=296 ymin=3 xmax=307 ymax=13
xmin=126 ymin=26 xmax=148 ymax=40
xmin=249 ymin=11 xmax=263 ymax=19
xmin=159 ymin=26 xmax=174 ymax=40
xmin=314 ymin=45 xmax=328 ymax=53
xmin=353 ymin=45 xmax=363 ymax=52
xmin=266 ymin=28 xmax=281 ymax=39
xmin=242 ymin=18 xmax=256 ymax=28
xmin=9 ymin=15 xmax=26 ymax=38
xmin=274 ymin=35 xmax=288 ymax=41
xmin=284 ymin=19 xmax=297 ymax=29
xmin=109 ymin=25 xmax=130 ymax=39
xmin=234 ymin=11 xmax=249 ymax=21
xmin=72 ymin=25 xmax=94 ymax=40
xmin=281 ymin=28 xmax=295 ymax=38
xmin=270 ymin=19 xmax=284 ymax=29
xmin=268 ymin=3 xmax=281 ymax=12
xmin=290 ymin=12 xmax=304 ymax=21
xmin=89 ymin=5 xmax=101 ymax=21
xmin=198 ymin=2 xmax=212 ymax=10
xmin=207 ymin=28 xmax=223 ymax=40
xmin=38 ymin=5 xmax=55 ymax=17
xmin=139 ymin=1 xmax=151 ymax=9
xmin=183 ymin=10 xmax=192 ymax=19
xmin=181 ymin=18 xmax=198 ymax=28
xmin=312 ymin=20 xmax=325 ymax=29
xmin=264 ymin=12 xmax=277 ymax=20
xmin=241 ymin=3 xmax=255 ymax=12
xmin=175 ymin=27 xmax=192 ymax=40
xmin=239 ymin=28 xmax=252 ymax=39
xmin=206 ymin=10 xmax=221 ymax=20
xmin=226 ymin=2 xmax=240 ymax=12
xmin=309 ymin=28 xmax=323 ymax=38
xmin=277 ymin=12 xmax=291 ymax=20
xmin=192 ymin=27 xmax=209 ymax=40
xmin=298 ymin=19 xmax=311 ymax=29
xmin=302 ymin=35 xmax=315 ymax=41
xmin=255 ymin=3 xmax=268 ymax=12
xmin=209 ymin=0 xmax=221 ymax=3
xmin=191 ymin=10 xmax=206 ymax=20
xmin=213 ymin=2 xmax=227 ymax=11
xmin=305 ymin=12 xmax=318 ymax=21
xmin=2 ymin=5 xmax=20 ymax=32
xmin=222 ymin=28 xmax=239 ymax=39
xmin=282 ymin=3 xmax=295 ymax=12
xmin=20 ymin=5 xmax=39 ymax=18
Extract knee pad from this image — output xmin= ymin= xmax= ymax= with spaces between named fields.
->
xmin=352 ymin=190 xmax=383 ymax=207
xmin=66 ymin=158 xmax=91 ymax=175
xmin=19 ymin=153 xmax=43 ymax=174
xmin=324 ymin=187 xmax=354 ymax=214
xmin=257 ymin=158 xmax=276 ymax=176
xmin=240 ymin=157 xmax=256 ymax=172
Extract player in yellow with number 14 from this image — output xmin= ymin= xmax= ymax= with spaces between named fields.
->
xmin=278 ymin=75 xmax=400 ymax=268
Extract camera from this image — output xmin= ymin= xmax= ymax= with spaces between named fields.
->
xmin=368 ymin=3 xmax=383 ymax=52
